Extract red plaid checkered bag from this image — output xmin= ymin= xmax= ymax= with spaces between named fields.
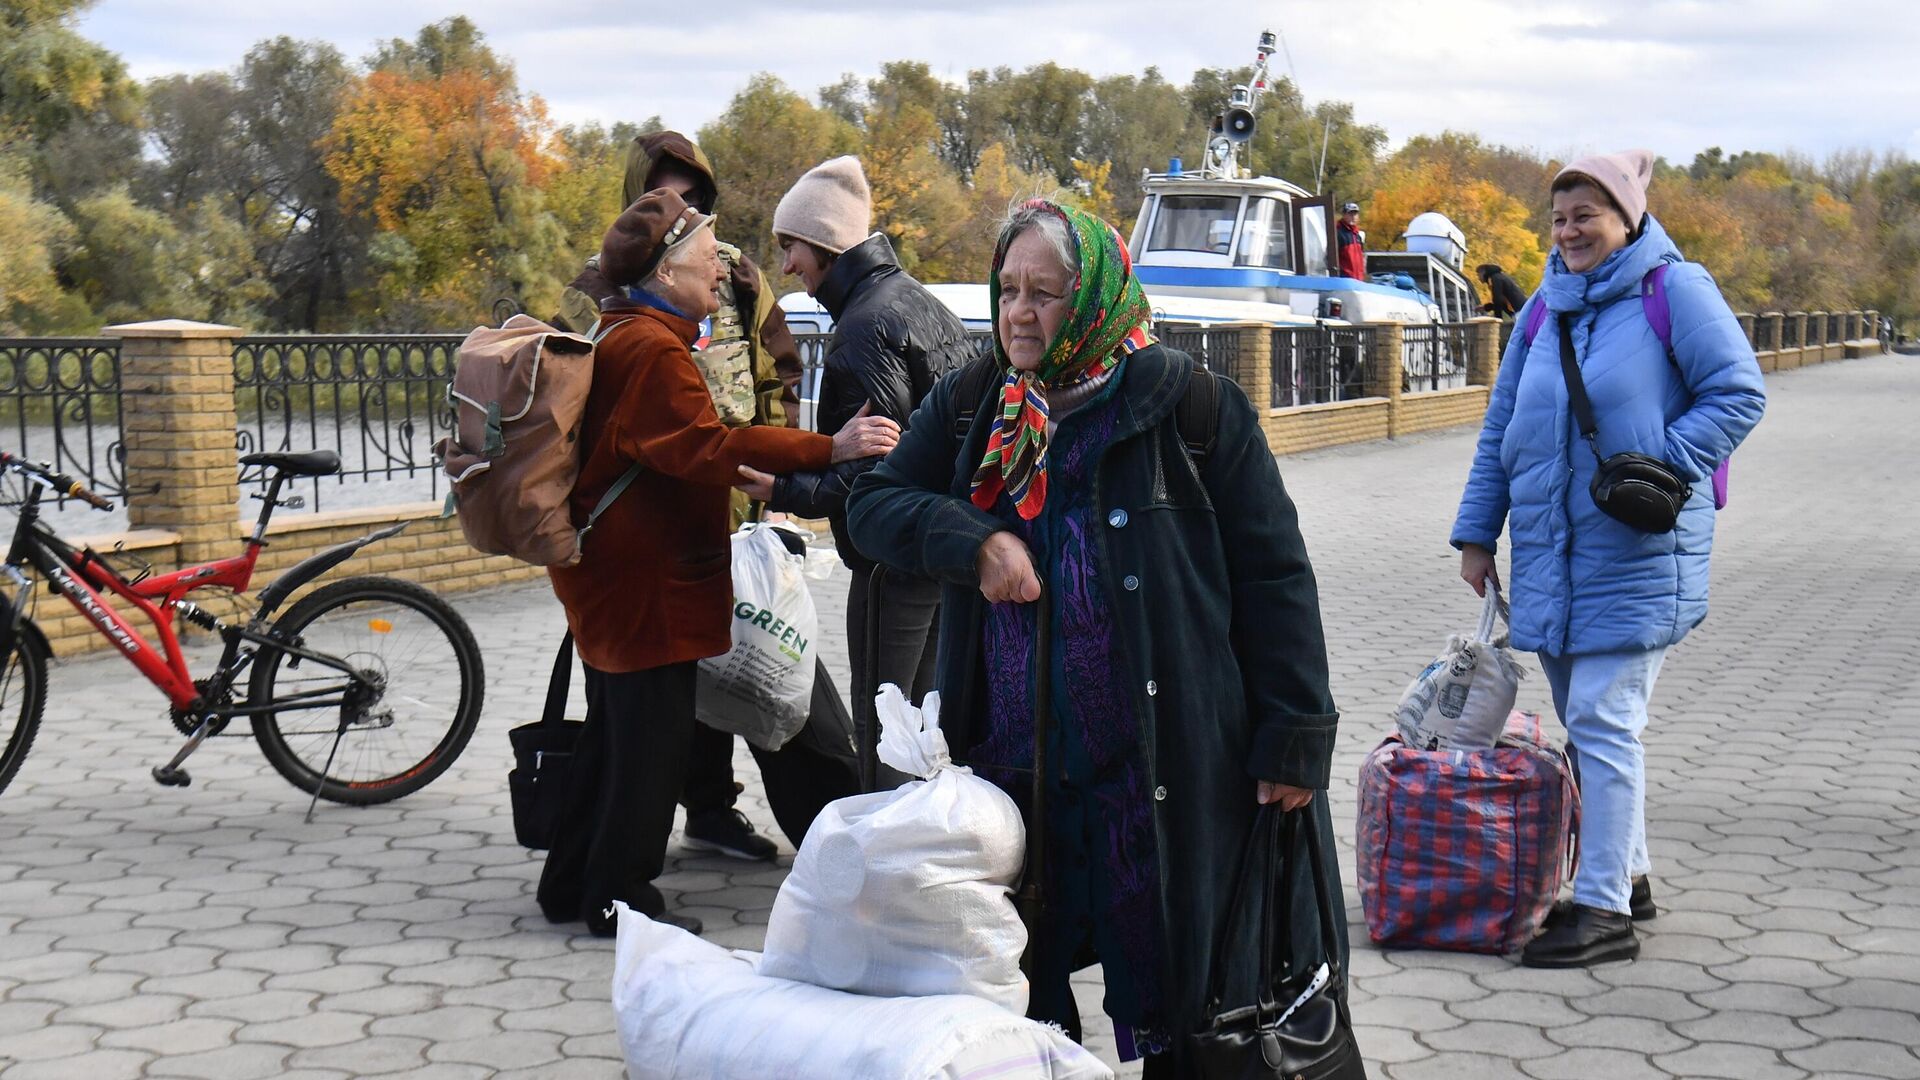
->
xmin=1356 ymin=711 xmax=1578 ymax=953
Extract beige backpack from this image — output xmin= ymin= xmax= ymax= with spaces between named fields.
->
xmin=437 ymin=314 xmax=639 ymax=567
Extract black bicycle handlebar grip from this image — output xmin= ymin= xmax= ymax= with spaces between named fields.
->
xmin=3 ymin=452 xmax=112 ymax=510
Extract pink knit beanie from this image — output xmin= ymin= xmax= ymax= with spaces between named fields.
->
xmin=1555 ymin=149 xmax=1654 ymax=228
xmin=772 ymin=156 xmax=872 ymax=254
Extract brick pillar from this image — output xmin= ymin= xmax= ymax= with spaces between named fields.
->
xmin=1865 ymin=310 xmax=1881 ymax=350
xmin=1787 ymin=312 xmax=1807 ymax=368
xmin=1736 ymin=313 xmax=1756 ymax=349
xmin=1368 ymin=323 xmax=1405 ymax=438
xmin=105 ymin=320 xmax=242 ymax=567
xmin=1809 ymin=311 xmax=1829 ymax=361
xmin=1467 ymin=317 xmax=1502 ymax=386
xmin=1234 ymin=323 xmax=1272 ymax=413
xmin=1760 ymin=312 xmax=1783 ymax=351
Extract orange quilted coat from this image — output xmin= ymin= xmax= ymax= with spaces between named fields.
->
xmin=549 ymin=300 xmax=833 ymax=672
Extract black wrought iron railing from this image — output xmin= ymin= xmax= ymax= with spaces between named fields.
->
xmin=1401 ymin=323 xmax=1474 ymax=392
xmin=789 ymin=330 xmax=995 ymax=432
xmin=1272 ymin=326 xmax=1375 ymax=407
xmin=1157 ymin=323 xmax=1248 ymax=386
xmin=0 ymin=338 xmax=130 ymax=507
xmin=232 ymin=335 xmax=462 ymax=512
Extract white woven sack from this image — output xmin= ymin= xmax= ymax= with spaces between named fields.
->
xmin=695 ymin=523 xmax=818 ymax=751
xmin=1394 ymin=580 xmax=1525 ymax=750
xmin=613 ymin=906 xmax=1110 ymax=1080
xmin=757 ymin=685 xmax=1029 ymax=1012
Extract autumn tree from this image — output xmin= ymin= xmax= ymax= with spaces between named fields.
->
xmin=1367 ymin=158 xmax=1545 ymax=294
xmin=326 ymin=18 xmax=567 ymax=327
xmin=546 ymin=119 xmax=654 ymax=281
xmin=698 ymin=74 xmax=860 ymax=284
xmin=0 ymin=160 xmax=82 ymax=332
xmin=1081 ymin=68 xmax=1190 ymax=229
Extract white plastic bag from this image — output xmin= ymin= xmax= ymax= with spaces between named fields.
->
xmin=696 ymin=523 xmax=818 ymax=750
xmin=613 ymin=905 xmax=1111 ymax=1080
xmin=1394 ymin=581 xmax=1525 ymax=751
xmin=757 ymin=685 xmax=1029 ymax=1012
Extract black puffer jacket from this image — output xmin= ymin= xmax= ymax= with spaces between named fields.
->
xmin=771 ymin=233 xmax=977 ymax=568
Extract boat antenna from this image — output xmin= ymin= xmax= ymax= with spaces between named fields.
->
xmin=1316 ymin=115 xmax=1332 ymax=193
xmin=1201 ymin=30 xmax=1278 ymax=179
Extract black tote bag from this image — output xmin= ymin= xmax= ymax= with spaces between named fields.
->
xmin=507 ymin=633 xmax=584 ymax=851
xmin=1188 ymin=806 xmax=1367 ymax=1079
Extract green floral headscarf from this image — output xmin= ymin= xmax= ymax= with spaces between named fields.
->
xmin=969 ymin=200 xmax=1154 ymax=519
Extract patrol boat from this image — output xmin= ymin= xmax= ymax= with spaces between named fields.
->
xmin=781 ymin=30 xmax=1477 ymax=336
xmin=1124 ymin=30 xmax=1477 ymax=327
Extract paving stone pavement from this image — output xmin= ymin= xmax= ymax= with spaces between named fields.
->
xmin=1 ymin=352 xmax=1915 ymax=1079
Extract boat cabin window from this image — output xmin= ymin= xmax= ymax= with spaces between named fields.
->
xmin=1234 ymin=197 xmax=1292 ymax=270
xmin=1148 ymin=196 xmax=1243 ymax=255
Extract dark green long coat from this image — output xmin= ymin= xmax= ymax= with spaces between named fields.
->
xmin=846 ymin=343 xmax=1349 ymax=1046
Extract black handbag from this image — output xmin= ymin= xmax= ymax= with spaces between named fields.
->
xmin=507 ymin=633 xmax=584 ymax=850
xmin=1557 ymin=315 xmax=1691 ymax=533
xmin=1188 ymin=806 xmax=1367 ymax=1080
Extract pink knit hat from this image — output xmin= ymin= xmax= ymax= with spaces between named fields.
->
xmin=1555 ymin=149 xmax=1654 ymax=228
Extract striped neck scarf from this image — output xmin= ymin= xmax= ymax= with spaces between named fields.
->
xmin=970 ymin=201 xmax=1154 ymax=520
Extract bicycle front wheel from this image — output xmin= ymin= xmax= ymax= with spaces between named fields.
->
xmin=250 ymin=577 xmax=483 ymax=805
xmin=0 ymin=626 xmax=48 ymax=797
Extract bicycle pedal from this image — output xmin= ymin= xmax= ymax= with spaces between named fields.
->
xmin=151 ymin=766 xmax=191 ymax=788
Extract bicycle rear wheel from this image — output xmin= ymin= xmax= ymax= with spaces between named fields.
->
xmin=0 ymin=626 xmax=48 ymax=797
xmin=250 ymin=576 xmax=483 ymax=805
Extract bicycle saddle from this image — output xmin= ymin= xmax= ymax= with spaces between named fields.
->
xmin=240 ymin=450 xmax=342 ymax=477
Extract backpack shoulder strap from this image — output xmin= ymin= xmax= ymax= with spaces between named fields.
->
xmin=1520 ymin=294 xmax=1549 ymax=346
xmin=1640 ymin=262 xmax=1674 ymax=351
xmin=949 ymin=352 xmax=1005 ymax=440
xmin=1175 ymin=361 xmax=1221 ymax=464
xmin=587 ymin=317 xmax=622 ymax=347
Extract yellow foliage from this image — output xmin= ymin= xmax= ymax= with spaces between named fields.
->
xmin=1066 ymin=158 xmax=1118 ymax=225
xmin=1653 ymin=179 xmax=1770 ymax=310
xmin=865 ymin=103 xmax=966 ymax=274
xmin=1365 ymin=160 xmax=1545 ymax=295
xmin=918 ymin=143 xmax=1061 ymax=284
xmin=324 ymin=66 xmax=566 ymax=321
xmin=0 ymin=176 xmax=80 ymax=332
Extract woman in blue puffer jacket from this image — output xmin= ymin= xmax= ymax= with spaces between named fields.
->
xmin=1452 ymin=150 xmax=1766 ymax=968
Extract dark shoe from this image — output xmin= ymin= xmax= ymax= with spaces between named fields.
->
xmin=683 ymin=808 xmax=778 ymax=861
xmin=1521 ymin=904 xmax=1639 ymax=968
xmin=1629 ymin=876 xmax=1657 ymax=922
xmin=1543 ymin=877 xmax=1656 ymax=930
xmin=585 ymin=901 xmax=703 ymax=939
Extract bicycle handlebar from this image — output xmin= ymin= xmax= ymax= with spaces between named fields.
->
xmin=0 ymin=451 xmax=114 ymax=511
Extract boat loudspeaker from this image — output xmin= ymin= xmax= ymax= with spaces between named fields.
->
xmin=1223 ymin=107 xmax=1255 ymax=143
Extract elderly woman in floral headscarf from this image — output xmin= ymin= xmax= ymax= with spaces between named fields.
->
xmin=847 ymin=200 xmax=1346 ymax=1074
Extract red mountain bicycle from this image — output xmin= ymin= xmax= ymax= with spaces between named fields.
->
xmin=0 ymin=449 xmax=483 ymax=813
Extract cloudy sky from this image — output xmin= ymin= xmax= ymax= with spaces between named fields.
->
xmin=79 ymin=0 xmax=1920 ymax=167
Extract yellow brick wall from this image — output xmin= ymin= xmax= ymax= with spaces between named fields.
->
xmin=36 ymin=505 xmax=549 ymax=658
xmin=1397 ymin=387 xmax=1492 ymax=436
xmin=1264 ymin=399 xmax=1393 ymax=454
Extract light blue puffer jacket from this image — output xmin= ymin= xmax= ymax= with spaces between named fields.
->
xmin=1452 ymin=215 xmax=1766 ymax=656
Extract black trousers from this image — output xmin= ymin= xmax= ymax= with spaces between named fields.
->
xmin=537 ymin=660 xmax=696 ymax=922
xmin=847 ymin=566 xmax=941 ymax=791
xmin=1027 ymin=984 xmax=1175 ymax=1077
xmin=679 ymin=658 xmax=860 ymax=849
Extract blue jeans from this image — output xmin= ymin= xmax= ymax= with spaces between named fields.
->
xmin=1537 ymin=647 xmax=1668 ymax=915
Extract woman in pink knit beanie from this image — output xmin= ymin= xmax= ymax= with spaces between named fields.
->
xmin=1452 ymin=148 xmax=1767 ymax=970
